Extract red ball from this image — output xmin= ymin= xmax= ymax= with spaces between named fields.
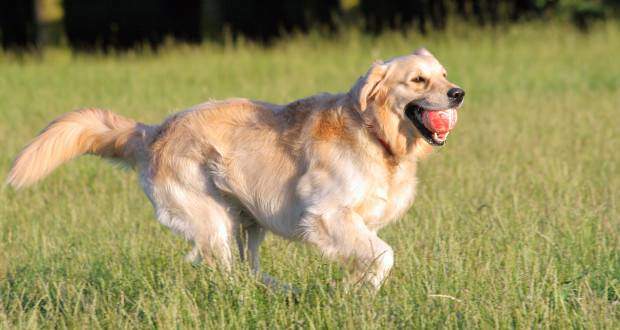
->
xmin=422 ymin=109 xmax=457 ymax=133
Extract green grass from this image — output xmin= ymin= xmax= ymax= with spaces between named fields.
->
xmin=0 ymin=22 xmax=619 ymax=328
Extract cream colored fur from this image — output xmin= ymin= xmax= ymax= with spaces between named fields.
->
xmin=7 ymin=49 xmax=463 ymax=290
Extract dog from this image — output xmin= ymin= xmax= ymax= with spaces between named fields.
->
xmin=7 ymin=48 xmax=464 ymax=290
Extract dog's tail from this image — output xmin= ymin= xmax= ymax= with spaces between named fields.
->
xmin=6 ymin=108 xmax=147 ymax=189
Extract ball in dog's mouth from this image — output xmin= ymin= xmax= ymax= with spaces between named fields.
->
xmin=405 ymin=103 xmax=458 ymax=146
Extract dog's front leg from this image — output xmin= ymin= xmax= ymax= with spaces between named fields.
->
xmin=245 ymin=225 xmax=266 ymax=274
xmin=302 ymin=209 xmax=394 ymax=290
xmin=238 ymin=224 xmax=296 ymax=293
xmin=235 ymin=224 xmax=267 ymax=274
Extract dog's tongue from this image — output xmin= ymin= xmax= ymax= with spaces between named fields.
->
xmin=421 ymin=109 xmax=458 ymax=134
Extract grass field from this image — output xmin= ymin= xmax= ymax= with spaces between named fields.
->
xmin=0 ymin=22 xmax=618 ymax=328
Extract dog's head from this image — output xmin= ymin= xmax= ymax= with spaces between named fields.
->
xmin=349 ymin=48 xmax=464 ymax=155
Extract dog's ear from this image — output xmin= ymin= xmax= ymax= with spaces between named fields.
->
xmin=351 ymin=60 xmax=389 ymax=112
xmin=413 ymin=47 xmax=434 ymax=57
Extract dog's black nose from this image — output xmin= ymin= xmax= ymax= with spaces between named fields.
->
xmin=447 ymin=88 xmax=465 ymax=101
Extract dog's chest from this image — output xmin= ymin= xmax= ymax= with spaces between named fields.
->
xmin=357 ymin=161 xmax=418 ymax=230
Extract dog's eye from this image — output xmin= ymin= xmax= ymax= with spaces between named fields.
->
xmin=411 ymin=76 xmax=426 ymax=83
xmin=443 ymin=72 xmax=447 ymax=78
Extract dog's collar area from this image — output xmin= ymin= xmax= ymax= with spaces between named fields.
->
xmin=371 ymin=130 xmax=394 ymax=156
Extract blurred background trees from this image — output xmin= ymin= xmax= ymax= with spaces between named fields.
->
xmin=0 ymin=0 xmax=618 ymax=51
xmin=0 ymin=0 xmax=38 ymax=50
xmin=62 ymin=0 xmax=203 ymax=51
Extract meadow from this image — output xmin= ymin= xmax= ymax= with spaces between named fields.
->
xmin=0 ymin=22 xmax=618 ymax=328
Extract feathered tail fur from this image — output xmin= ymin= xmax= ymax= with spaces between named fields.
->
xmin=6 ymin=108 xmax=144 ymax=189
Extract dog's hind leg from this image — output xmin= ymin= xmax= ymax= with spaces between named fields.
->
xmin=185 ymin=244 xmax=203 ymax=264
xmin=153 ymin=178 xmax=238 ymax=271
xmin=301 ymin=209 xmax=394 ymax=290
xmin=189 ymin=194 xmax=237 ymax=271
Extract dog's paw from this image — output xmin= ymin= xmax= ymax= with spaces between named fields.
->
xmin=259 ymin=273 xmax=301 ymax=298
xmin=184 ymin=246 xmax=203 ymax=265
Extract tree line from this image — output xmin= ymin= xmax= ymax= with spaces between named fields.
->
xmin=1 ymin=0 xmax=618 ymax=51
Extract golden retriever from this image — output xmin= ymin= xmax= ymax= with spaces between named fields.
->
xmin=7 ymin=48 xmax=464 ymax=290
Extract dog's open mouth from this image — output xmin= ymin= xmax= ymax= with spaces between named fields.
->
xmin=405 ymin=103 xmax=458 ymax=146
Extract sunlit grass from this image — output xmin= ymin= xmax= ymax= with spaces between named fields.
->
xmin=0 ymin=22 xmax=618 ymax=328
